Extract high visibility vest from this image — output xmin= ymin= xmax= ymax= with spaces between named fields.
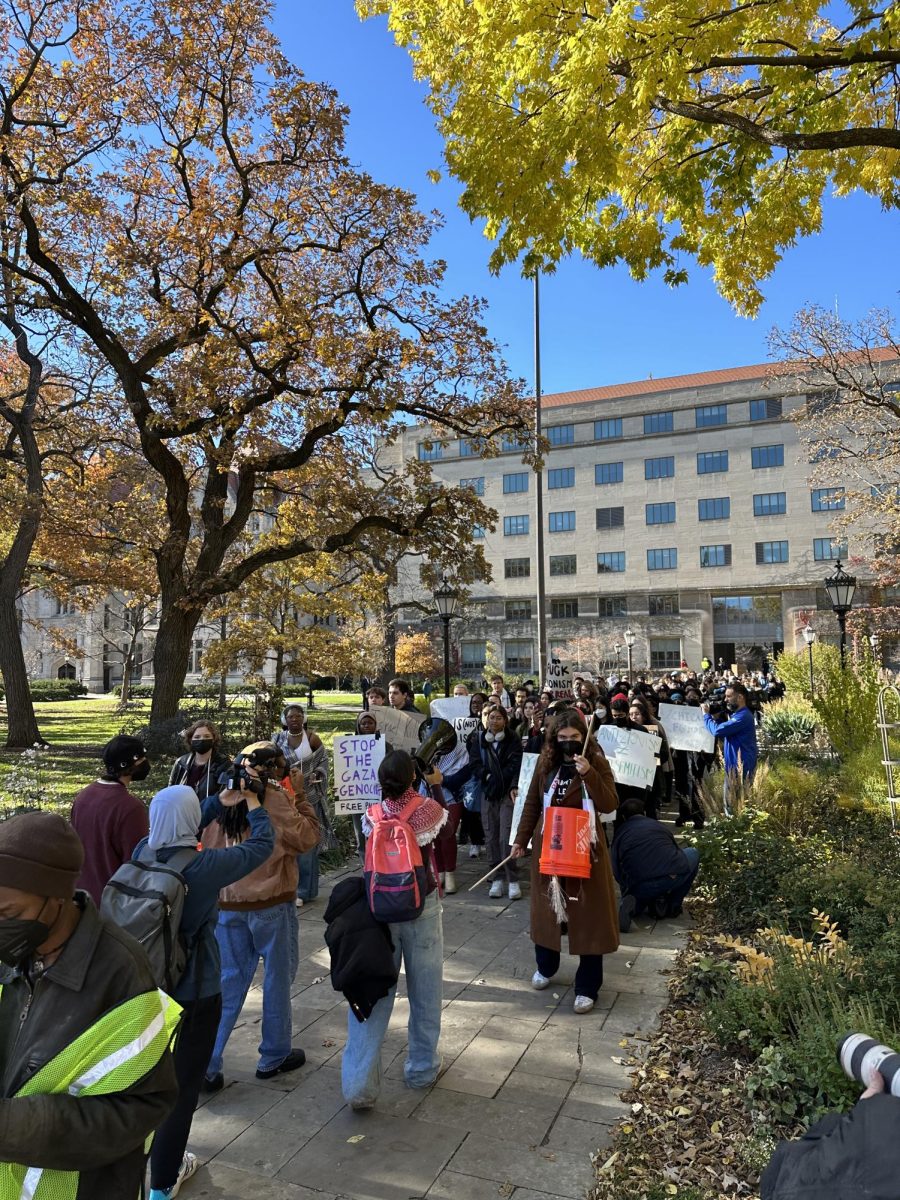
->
xmin=0 ymin=986 xmax=182 ymax=1200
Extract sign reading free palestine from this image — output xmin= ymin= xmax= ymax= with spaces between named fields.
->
xmin=332 ymin=734 xmax=386 ymax=816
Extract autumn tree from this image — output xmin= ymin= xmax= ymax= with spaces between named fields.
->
xmin=394 ymin=631 xmax=442 ymax=682
xmin=0 ymin=0 xmax=529 ymax=728
xmin=362 ymin=0 xmax=900 ymax=313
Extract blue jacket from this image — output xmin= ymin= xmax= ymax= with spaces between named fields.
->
xmin=704 ymin=706 xmax=758 ymax=777
xmin=611 ymin=816 xmax=690 ymax=892
xmin=132 ymin=796 xmax=274 ymax=1004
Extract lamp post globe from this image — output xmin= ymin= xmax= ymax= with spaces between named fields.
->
xmin=623 ymin=628 xmax=636 ymax=680
xmin=824 ymin=560 xmax=857 ymax=671
xmin=802 ymin=624 xmax=817 ymax=695
xmin=433 ymin=575 xmax=459 ymax=697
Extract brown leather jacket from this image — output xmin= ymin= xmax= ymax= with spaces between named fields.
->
xmin=201 ymin=782 xmax=319 ymax=910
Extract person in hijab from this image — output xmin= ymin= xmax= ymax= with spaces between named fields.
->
xmin=136 ymin=784 xmax=275 ymax=1200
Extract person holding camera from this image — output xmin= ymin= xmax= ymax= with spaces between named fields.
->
xmin=201 ymin=742 xmax=319 ymax=1090
xmin=702 ymin=681 xmax=758 ymax=812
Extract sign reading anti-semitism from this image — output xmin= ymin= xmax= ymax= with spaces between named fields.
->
xmin=333 ymin=734 xmax=386 ymax=816
xmin=656 ymin=703 xmax=716 ymax=754
xmin=595 ymin=725 xmax=661 ymax=790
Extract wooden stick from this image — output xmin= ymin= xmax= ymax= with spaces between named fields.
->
xmin=468 ymin=852 xmax=517 ymax=891
xmin=582 ymin=711 xmax=596 ymax=753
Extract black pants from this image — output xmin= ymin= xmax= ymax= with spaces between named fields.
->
xmin=150 ymin=992 xmax=223 ymax=1190
xmin=535 ymin=944 xmax=604 ymax=1001
xmin=459 ymin=807 xmax=484 ymax=847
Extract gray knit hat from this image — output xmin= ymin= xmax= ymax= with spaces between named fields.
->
xmin=0 ymin=812 xmax=84 ymax=898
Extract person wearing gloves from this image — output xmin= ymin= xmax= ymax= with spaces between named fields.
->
xmin=136 ymin=784 xmax=275 ymax=1200
xmin=0 ymin=811 xmax=178 ymax=1199
xmin=168 ymin=720 xmax=231 ymax=802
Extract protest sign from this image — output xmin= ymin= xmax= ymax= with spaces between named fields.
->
xmin=595 ymin=725 xmax=661 ymax=789
xmin=430 ymin=696 xmax=479 ymax=748
xmin=657 ymin=703 xmax=715 ymax=754
xmin=370 ymin=704 xmax=427 ymax=753
xmin=333 ymin=734 xmax=386 ymax=815
xmin=509 ymin=752 xmax=539 ymax=847
xmin=545 ymin=657 xmax=574 ymax=701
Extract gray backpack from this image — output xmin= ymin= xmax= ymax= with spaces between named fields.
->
xmin=101 ymin=845 xmax=198 ymax=992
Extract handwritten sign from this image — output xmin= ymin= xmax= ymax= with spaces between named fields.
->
xmin=333 ymin=734 xmax=386 ymax=815
xmin=430 ymin=697 xmax=479 ymax=748
xmin=509 ymin=752 xmax=539 ymax=847
xmin=657 ymin=703 xmax=716 ymax=754
xmin=545 ymin=658 xmax=574 ymax=701
xmin=595 ymin=725 xmax=661 ymax=789
xmin=370 ymin=704 xmax=428 ymax=753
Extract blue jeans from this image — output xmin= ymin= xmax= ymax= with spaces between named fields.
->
xmin=297 ymin=848 xmax=319 ymax=901
xmin=341 ymin=891 xmax=443 ymax=1105
xmin=207 ymin=902 xmax=300 ymax=1076
xmin=630 ymin=847 xmax=700 ymax=915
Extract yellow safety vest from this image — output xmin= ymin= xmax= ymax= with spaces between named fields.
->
xmin=0 ymin=986 xmax=181 ymax=1200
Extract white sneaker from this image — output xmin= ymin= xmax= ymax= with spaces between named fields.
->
xmin=488 ymin=879 xmax=504 ymax=898
xmin=468 ymin=844 xmax=479 ymax=859
xmin=508 ymin=881 xmax=522 ymax=901
xmin=443 ymin=871 xmax=457 ymax=894
xmin=531 ymin=971 xmax=552 ymax=990
xmin=573 ymin=995 xmax=596 ymax=1015
xmin=151 ymin=1152 xmax=199 ymax=1200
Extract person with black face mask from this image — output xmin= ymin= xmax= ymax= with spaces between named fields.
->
xmin=0 ymin=811 xmax=178 ymax=1198
xmin=71 ymin=734 xmax=151 ymax=905
xmin=169 ymin=719 xmax=231 ymax=801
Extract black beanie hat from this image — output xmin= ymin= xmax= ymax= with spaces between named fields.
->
xmin=103 ymin=734 xmax=146 ymax=777
xmin=0 ymin=812 xmax=84 ymax=898
xmin=378 ymin=750 xmax=416 ymax=800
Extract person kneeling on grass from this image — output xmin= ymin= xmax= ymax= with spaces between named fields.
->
xmin=610 ymin=798 xmax=700 ymax=931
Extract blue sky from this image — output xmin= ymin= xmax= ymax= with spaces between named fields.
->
xmin=277 ymin=4 xmax=900 ymax=396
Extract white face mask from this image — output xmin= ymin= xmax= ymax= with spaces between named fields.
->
xmin=595 ymin=706 xmax=607 ymax=718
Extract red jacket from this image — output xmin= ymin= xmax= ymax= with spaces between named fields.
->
xmin=70 ymin=780 xmax=149 ymax=904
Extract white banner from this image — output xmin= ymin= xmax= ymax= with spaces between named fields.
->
xmin=429 ymin=697 xmax=478 ymax=748
xmin=370 ymin=704 xmax=428 ymax=753
xmin=595 ymin=725 xmax=661 ymax=789
xmin=509 ymin=752 xmax=540 ymax=847
xmin=657 ymin=703 xmax=716 ymax=754
xmin=333 ymin=734 xmax=387 ymax=815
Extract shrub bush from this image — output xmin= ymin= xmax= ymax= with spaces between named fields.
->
xmin=0 ymin=679 xmax=88 ymax=702
xmin=775 ymin=643 xmax=880 ymax=759
xmin=760 ymin=700 xmax=817 ymax=747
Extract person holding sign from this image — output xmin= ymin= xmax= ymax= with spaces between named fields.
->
xmin=467 ymin=706 xmax=522 ymax=899
xmin=511 ymin=710 xmax=619 ymax=1014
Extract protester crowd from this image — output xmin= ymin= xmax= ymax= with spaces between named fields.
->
xmin=0 ymin=660 xmax=776 ymax=1197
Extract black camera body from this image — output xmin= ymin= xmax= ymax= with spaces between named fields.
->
xmin=707 ymin=699 xmax=728 ymax=722
xmin=226 ymin=745 xmax=279 ymax=797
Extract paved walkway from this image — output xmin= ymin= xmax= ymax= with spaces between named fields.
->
xmin=187 ymin=855 xmax=690 ymax=1200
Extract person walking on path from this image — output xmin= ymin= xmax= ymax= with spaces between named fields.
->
xmin=511 ymin=709 xmax=619 ymax=1014
xmin=71 ymin=734 xmax=151 ymax=904
xmin=136 ymin=784 xmax=275 ymax=1200
xmin=0 ymin=811 xmax=179 ymax=1199
xmin=341 ymin=751 xmax=446 ymax=1111
xmin=468 ymin=705 xmax=522 ymax=900
xmin=168 ymin=720 xmax=230 ymax=802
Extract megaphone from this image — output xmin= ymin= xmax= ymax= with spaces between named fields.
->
xmin=414 ymin=718 xmax=458 ymax=772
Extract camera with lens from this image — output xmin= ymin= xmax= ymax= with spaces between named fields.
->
xmin=706 ymin=698 xmax=728 ymax=721
xmin=226 ymin=744 xmax=280 ymax=797
xmin=838 ymin=1033 xmax=900 ymax=1096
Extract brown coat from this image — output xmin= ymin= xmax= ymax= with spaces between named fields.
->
xmin=514 ymin=753 xmax=620 ymax=957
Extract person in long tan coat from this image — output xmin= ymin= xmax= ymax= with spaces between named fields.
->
xmin=512 ymin=709 xmax=619 ymax=1014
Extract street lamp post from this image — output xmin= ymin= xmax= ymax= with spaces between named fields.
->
xmin=824 ymin=560 xmax=857 ymax=671
xmin=624 ymin=628 xmax=635 ymax=680
xmin=614 ymin=642 xmax=622 ymax=676
xmin=802 ymin=624 xmax=817 ymax=696
xmin=433 ymin=575 xmax=460 ymax=697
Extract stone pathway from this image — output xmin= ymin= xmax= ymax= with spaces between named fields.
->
xmin=187 ymin=855 xmax=690 ymax=1200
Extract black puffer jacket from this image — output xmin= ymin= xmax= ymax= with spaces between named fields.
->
xmin=324 ymin=877 xmax=398 ymax=1022
xmin=466 ymin=730 xmax=522 ymax=803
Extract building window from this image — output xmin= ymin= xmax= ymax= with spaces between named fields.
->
xmin=548 ymin=467 xmax=575 ymax=489
xmin=461 ymin=641 xmax=487 ymax=668
xmin=505 ymin=640 xmax=533 ymax=672
xmin=695 ymin=404 xmax=728 ymax=428
xmin=473 ymin=525 xmax=485 ymax=539
xmin=813 ymin=538 xmax=846 ymax=561
xmin=753 ymin=492 xmax=787 ymax=516
xmin=54 ymin=597 xmax=77 ymax=617
xmin=750 ymin=396 xmax=783 ymax=421
xmin=644 ymin=411 xmax=674 ymax=435
xmin=811 ymin=487 xmax=845 ymax=511
xmin=645 ymin=455 xmax=675 ymax=480
xmin=697 ymin=451 xmax=729 ymax=474
xmin=189 ymin=640 xmax=204 ymax=673
xmin=503 ymin=514 xmax=529 ymax=536
xmin=459 ymin=437 xmax=483 ymax=457
xmin=752 ymin=444 xmax=785 ymax=469
xmin=503 ymin=471 xmax=529 ymax=494
xmin=700 ymin=544 xmax=732 ymax=568
xmin=597 ymin=552 xmax=626 ymax=573
xmin=550 ymin=599 xmax=579 ymax=619
xmin=698 ymin=497 xmax=730 ymax=521
xmin=501 ymin=433 xmax=529 ymax=453
xmin=595 ymin=462 xmax=624 ymax=485
xmin=598 ymin=594 xmax=628 ymax=617
xmin=549 ymin=510 xmax=576 ymax=532
xmin=505 ymin=600 xmax=533 ymax=621
xmin=418 ymin=442 xmax=443 ymax=462
xmin=645 ymin=502 xmax=676 ymax=525
xmin=504 ymin=557 xmax=531 ymax=578
xmin=594 ymin=418 xmax=623 ymax=441
xmin=595 ymin=506 xmax=625 ymax=530
xmin=756 ymin=540 xmax=789 ymax=564
xmin=647 ymin=547 xmax=678 ymax=571
xmin=547 ymin=424 xmax=574 ymax=446
xmin=459 ymin=476 xmax=484 ymax=496
xmin=549 ymin=554 xmax=577 ymax=576
xmin=649 ymin=592 xmax=679 ymax=616
xmin=650 ymin=638 xmax=682 ymax=670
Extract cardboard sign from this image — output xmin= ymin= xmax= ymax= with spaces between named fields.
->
xmin=595 ymin=725 xmax=661 ymax=789
xmin=545 ymin=658 xmax=574 ymax=701
xmin=333 ymin=734 xmax=386 ymax=815
xmin=657 ymin=703 xmax=716 ymax=754
xmin=430 ymin=697 xmax=479 ymax=748
xmin=509 ymin=752 xmax=539 ymax=847
xmin=370 ymin=704 xmax=428 ymax=753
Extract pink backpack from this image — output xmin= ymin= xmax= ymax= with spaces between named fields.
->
xmin=364 ymin=797 xmax=428 ymax=923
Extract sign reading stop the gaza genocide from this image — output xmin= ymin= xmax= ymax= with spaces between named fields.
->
xmin=332 ymin=734 xmax=387 ymax=816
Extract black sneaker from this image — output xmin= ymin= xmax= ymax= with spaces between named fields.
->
xmin=651 ymin=896 xmax=669 ymax=919
xmin=618 ymin=894 xmax=636 ymax=933
xmin=256 ymin=1048 xmax=306 ymax=1080
xmin=202 ymin=1072 xmax=224 ymax=1093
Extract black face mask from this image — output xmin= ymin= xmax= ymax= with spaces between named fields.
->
xmin=0 ymin=899 xmax=57 ymax=969
xmin=191 ymin=739 xmax=214 ymax=754
xmin=613 ymin=715 xmax=628 ymax=725
xmin=557 ymin=739 xmax=581 ymax=759
xmin=130 ymin=759 xmax=150 ymax=782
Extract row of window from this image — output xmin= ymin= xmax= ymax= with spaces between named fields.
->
xmin=504 ymin=593 xmax=680 ymax=621
xmin=504 ymin=538 xmax=845 ymax=577
xmin=461 ymin=638 xmax=686 ymax=673
xmin=426 ymin=398 xmax=785 ymax=460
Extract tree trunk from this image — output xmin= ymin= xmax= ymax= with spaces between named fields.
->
xmin=382 ymin=605 xmax=397 ymax=683
xmin=218 ymin=614 xmax=228 ymax=710
xmin=149 ymin=604 xmax=202 ymax=725
xmin=0 ymin=595 xmax=42 ymax=748
xmin=274 ymin=645 xmax=284 ymax=690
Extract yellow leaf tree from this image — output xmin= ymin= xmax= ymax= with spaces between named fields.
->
xmin=394 ymin=631 xmax=442 ymax=683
